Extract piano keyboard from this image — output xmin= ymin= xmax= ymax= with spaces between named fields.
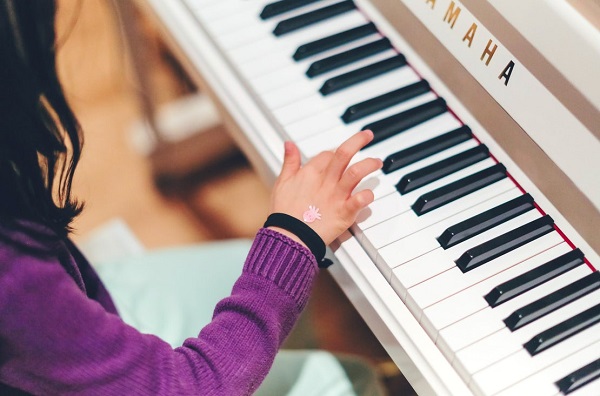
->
xmin=165 ymin=0 xmax=600 ymax=394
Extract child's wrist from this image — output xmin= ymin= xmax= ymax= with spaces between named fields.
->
xmin=264 ymin=213 xmax=333 ymax=268
xmin=267 ymin=226 xmax=307 ymax=248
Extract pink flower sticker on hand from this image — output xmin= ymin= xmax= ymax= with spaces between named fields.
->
xmin=302 ymin=205 xmax=321 ymax=223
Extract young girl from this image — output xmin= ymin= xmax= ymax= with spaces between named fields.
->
xmin=0 ymin=0 xmax=383 ymax=394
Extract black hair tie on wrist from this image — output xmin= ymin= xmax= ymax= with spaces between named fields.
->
xmin=264 ymin=213 xmax=333 ymax=268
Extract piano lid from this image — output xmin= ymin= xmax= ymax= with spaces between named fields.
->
xmin=488 ymin=0 xmax=600 ymax=111
xmin=568 ymin=0 xmax=600 ymax=32
xmin=383 ymin=0 xmax=600 ymax=213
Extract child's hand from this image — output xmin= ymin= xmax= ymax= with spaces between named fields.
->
xmin=269 ymin=130 xmax=382 ymax=246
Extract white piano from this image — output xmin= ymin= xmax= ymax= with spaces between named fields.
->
xmin=134 ymin=0 xmax=600 ymax=394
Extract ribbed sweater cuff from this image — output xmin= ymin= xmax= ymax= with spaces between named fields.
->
xmin=243 ymin=228 xmax=318 ymax=310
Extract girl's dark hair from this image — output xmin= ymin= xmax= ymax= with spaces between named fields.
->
xmin=0 ymin=0 xmax=83 ymax=236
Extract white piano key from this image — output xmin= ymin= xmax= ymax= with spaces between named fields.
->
xmin=389 ymin=209 xmax=545 ymax=301
xmin=360 ymin=186 xmax=519 ymax=279
xmin=364 ymin=183 xmax=499 ymax=255
xmin=352 ymin=191 xmax=400 ymax=237
xmin=353 ymin=139 xmax=480 ymax=202
xmin=226 ymin=11 xmax=370 ymax=64
xmin=369 ymin=137 xmax=479 ymax=174
xmin=203 ymin=0 xmax=339 ymax=36
xmin=495 ymin=337 xmax=600 ymax=396
xmin=298 ymin=111 xmax=460 ymax=159
xmin=568 ymin=378 xmax=600 ymax=396
xmin=360 ymin=157 xmax=501 ymax=249
xmin=260 ymin=75 xmax=321 ymax=109
xmin=437 ymin=260 xmax=590 ymax=362
xmin=284 ymin=87 xmax=434 ymax=141
xmin=256 ymin=34 xmax=386 ymax=86
xmin=444 ymin=269 xmax=597 ymax=375
xmin=362 ymin=115 xmax=463 ymax=159
xmin=261 ymin=50 xmax=397 ymax=109
xmin=456 ymin=295 xmax=600 ymax=386
xmin=228 ymin=36 xmax=293 ymax=65
xmin=244 ymin=34 xmax=383 ymax=87
xmin=195 ymin=0 xmax=267 ymax=23
xmin=405 ymin=232 xmax=565 ymax=316
xmin=366 ymin=185 xmax=518 ymax=249
xmin=420 ymin=242 xmax=572 ymax=338
xmin=271 ymin=67 xmax=421 ymax=126
xmin=186 ymin=0 xmax=223 ymax=7
xmin=357 ymin=157 xmax=506 ymax=231
xmin=469 ymin=319 xmax=600 ymax=395
xmin=213 ymin=0 xmax=350 ymax=50
xmin=203 ymin=10 xmax=272 ymax=37
xmin=241 ymin=51 xmax=306 ymax=82
xmin=193 ymin=0 xmax=266 ymax=6
xmin=215 ymin=21 xmax=275 ymax=49
xmin=373 ymin=178 xmax=516 ymax=275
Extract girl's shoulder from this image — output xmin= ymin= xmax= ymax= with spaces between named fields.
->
xmin=0 ymin=217 xmax=62 ymax=257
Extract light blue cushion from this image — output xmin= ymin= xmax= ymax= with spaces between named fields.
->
xmin=94 ymin=241 xmax=385 ymax=395
xmin=94 ymin=240 xmax=252 ymax=346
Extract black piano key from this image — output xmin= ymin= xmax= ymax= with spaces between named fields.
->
xmin=412 ymin=163 xmax=507 ymax=216
xmin=341 ymin=80 xmax=431 ymax=123
xmin=306 ymin=38 xmax=392 ymax=77
xmin=438 ymin=193 xmax=535 ymax=249
xmin=293 ymin=22 xmax=378 ymax=61
xmin=319 ymin=54 xmax=406 ymax=95
xmin=397 ymin=145 xmax=490 ymax=195
xmin=361 ymin=97 xmax=446 ymax=148
xmin=273 ymin=0 xmax=356 ymax=36
xmin=485 ymin=249 xmax=585 ymax=307
xmin=455 ymin=215 xmax=554 ymax=273
xmin=503 ymin=271 xmax=600 ymax=331
xmin=260 ymin=0 xmax=321 ymax=20
xmin=524 ymin=301 xmax=600 ymax=356
xmin=556 ymin=357 xmax=600 ymax=394
xmin=382 ymin=125 xmax=472 ymax=174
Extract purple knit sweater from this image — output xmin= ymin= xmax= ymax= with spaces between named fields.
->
xmin=0 ymin=219 xmax=318 ymax=395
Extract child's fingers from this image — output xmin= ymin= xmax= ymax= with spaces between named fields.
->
xmin=325 ymin=130 xmax=373 ymax=183
xmin=338 ymin=157 xmax=382 ymax=195
xmin=278 ymin=141 xmax=301 ymax=180
xmin=345 ymin=189 xmax=375 ymax=216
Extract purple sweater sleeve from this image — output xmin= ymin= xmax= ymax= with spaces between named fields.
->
xmin=0 ymin=228 xmax=318 ymax=395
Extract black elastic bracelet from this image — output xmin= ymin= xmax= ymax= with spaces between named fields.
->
xmin=264 ymin=213 xmax=333 ymax=268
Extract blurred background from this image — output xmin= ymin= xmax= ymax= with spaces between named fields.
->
xmin=56 ymin=0 xmax=415 ymax=394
